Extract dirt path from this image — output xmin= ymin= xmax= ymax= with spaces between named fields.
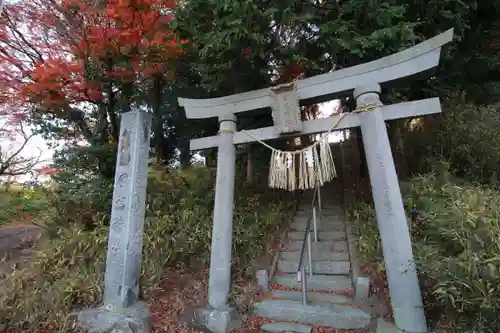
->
xmin=0 ymin=225 xmax=43 ymax=277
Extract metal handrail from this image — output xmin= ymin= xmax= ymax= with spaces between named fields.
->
xmin=296 ymin=180 xmax=321 ymax=305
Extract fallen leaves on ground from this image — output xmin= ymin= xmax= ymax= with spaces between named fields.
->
xmin=312 ymin=325 xmax=371 ymax=333
xmin=269 ymin=283 xmax=355 ymax=297
xmin=361 ymin=264 xmax=393 ymax=320
xmin=234 ymin=316 xmax=274 ymax=333
xmin=279 ymin=247 xmax=295 ymax=253
xmin=273 ymin=270 xmax=289 ymax=276
xmin=145 ymin=266 xmax=209 ymax=333
xmin=233 ymin=318 xmax=371 ymax=333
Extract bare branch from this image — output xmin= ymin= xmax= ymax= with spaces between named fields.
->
xmin=0 ymin=122 xmax=40 ymax=177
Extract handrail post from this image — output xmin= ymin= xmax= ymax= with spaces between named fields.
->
xmin=316 ymin=181 xmax=321 ymax=239
xmin=318 ymin=178 xmax=323 ymax=217
xmin=301 ymin=265 xmax=307 ymax=305
xmin=307 ymin=232 xmax=313 ymax=278
xmin=317 ymin=181 xmax=322 ymax=210
xmin=297 ymin=181 xmax=319 ymax=308
xmin=313 ymin=207 xmax=318 ymax=242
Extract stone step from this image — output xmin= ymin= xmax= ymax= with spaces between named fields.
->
xmin=297 ymin=206 xmax=343 ymax=212
xmin=295 ymin=215 xmax=345 ymax=222
xmin=299 ymin=200 xmax=341 ymax=204
xmin=297 ymin=208 xmax=344 ymax=215
xmin=294 ymin=215 xmax=345 ymax=224
xmin=280 ymin=250 xmax=349 ymax=262
xmin=285 ymin=240 xmax=348 ymax=253
xmin=253 ymin=300 xmax=371 ymax=329
xmin=287 ymin=231 xmax=345 ymax=240
xmin=303 ymin=192 xmax=341 ymax=196
xmin=290 ymin=221 xmax=346 ymax=232
xmin=271 ymin=290 xmax=352 ymax=305
xmin=292 ymin=217 xmax=345 ymax=225
xmin=261 ymin=322 xmax=312 ymax=333
xmin=299 ymin=202 xmax=340 ymax=207
xmin=273 ymin=274 xmax=353 ymax=291
xmin=278 ymin=260 xmax=350 ymax=275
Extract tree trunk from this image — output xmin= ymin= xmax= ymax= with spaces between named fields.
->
xmin=354 ymin=127 xmax=368 ymax=179
xmin=179 ymin=138 xmax=191 ymax=169
xmin=205 ymin=149 xmax=217 ymax=168
xmin=299 ymin=105 xmax=316 ymax=147
xmin=388 ymin=120 xmax=408 ymax=178
xmin=120 ymin=82 xmax=133 ymax=114
xmin=246 ymin=145 xmax=254 ymax=185
xmin=151 ymin=74 xmax=165 ymax=164
xmin=4 ymin=176 xmax=12 ymax=191
xmin=104 ymin=58 xmax=118 ymax=142
xmin=153 ymin=123 xmax=164 ymax=165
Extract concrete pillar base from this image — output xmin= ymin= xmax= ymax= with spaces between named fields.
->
xmin=73 ymin=301 xmax=152 ymax=333
xmin=256 ymin=269 xmax=270 ymax=294
xmin=355 ymin=276 xmax=371 ymax=300
xmin=185 ymin=302 xmax=241 ymax=333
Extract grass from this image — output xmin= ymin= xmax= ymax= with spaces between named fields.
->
xmin=0 ymin=166 xmax=295 ymax=331
xmin=0 ymin=186 xmax=48 ymax=226
xmin=349 ymin=172 xmax=500 ymax=332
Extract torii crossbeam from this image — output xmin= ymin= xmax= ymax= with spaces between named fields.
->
xmin=178 ymin=29 xmax=454 ymax=333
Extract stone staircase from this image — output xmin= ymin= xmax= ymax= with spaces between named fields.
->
xmin=253 ymin=185 xmax=375 ymax=333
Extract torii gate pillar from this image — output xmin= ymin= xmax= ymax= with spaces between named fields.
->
xmin=355 ymin=84 xmax=426 ymax=332
xmin=209 ymin=114 xmax=237 ymax=308
xmin=186 ymin=114 xmax=241 ymax=333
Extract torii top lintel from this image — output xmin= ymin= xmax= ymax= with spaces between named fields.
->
xmin=178 ymin=28 xmax=453 ymax=120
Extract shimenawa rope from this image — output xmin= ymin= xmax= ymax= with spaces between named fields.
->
xmin=241 ymin=103 xmax=382 ymax=191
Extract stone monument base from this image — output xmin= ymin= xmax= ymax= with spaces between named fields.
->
xmin=184 ymin=302 xmax=241 ymax=333
xmin=72 ymin=301 xmax=152 ymax=333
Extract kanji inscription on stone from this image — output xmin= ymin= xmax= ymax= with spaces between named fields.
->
xmin=103 ymin=110 xmax=152 ymax=311
xmin=119 ymin=129 xmax=131 ymax=166
xmin=269 ymin=81 xmax=302 ymax=135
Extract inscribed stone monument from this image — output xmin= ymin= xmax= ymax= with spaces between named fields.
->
xmin=76 ymin=110 xmax=153 ymax=333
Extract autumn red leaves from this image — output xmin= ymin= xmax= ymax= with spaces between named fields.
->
xmin=0 ymin=0 xmax=188 ymax=120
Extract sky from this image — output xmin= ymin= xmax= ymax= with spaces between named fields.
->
xmin=318 ymin=99 xmax=345 ymax=142
xmin=0 ymin=117 xmax=55 ymax=183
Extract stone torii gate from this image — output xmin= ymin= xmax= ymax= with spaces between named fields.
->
xmin=178 ymin=29 xmax=454 ymax=333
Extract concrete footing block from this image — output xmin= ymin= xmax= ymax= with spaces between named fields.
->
xmin=355 ymin=276 xmax=371 ymax=300
xmin=256 ymin=269 xmax=269 ymax=294
xmin=184 ymin=302 xmax=241 ymax=333
xmin=73 ymin=301 xmax=152 ymax=333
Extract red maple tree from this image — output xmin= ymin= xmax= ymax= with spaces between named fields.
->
xmin=0 ymin=0 xmax=187 ymax=144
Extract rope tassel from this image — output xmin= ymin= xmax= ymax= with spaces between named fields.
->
xmin=243 ymin=112 xmax=349 ymax=191
xmin=286 ymin=153 xmax=296 ymax=191
xmin=267 ymin=141 xmax=338 ymax=191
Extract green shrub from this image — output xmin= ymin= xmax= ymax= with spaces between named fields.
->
xmin=405 ymin=102 xmax=500 ymax=185
xmin=46 ymin=169 xmax=114 ymax=230
xmin=0 ymin=166 xmax=293 ymax=329
xmin=0 ymin=187 xmax=48 ymax=225
xmin=350 ymin=172 xmax=500 ymax=332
